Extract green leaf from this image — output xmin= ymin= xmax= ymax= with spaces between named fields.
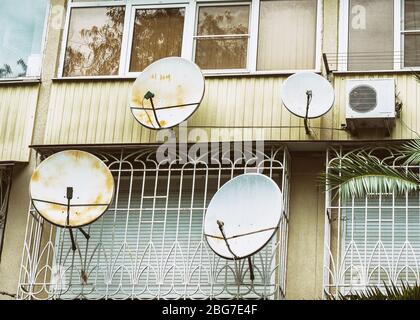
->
xmin=402 ymin=140 xmax=420 ymax=165
xmin=329 ymin=282 xmax=420 ymax=300
xmin=323 ymin=151 xmax=420 ymax=199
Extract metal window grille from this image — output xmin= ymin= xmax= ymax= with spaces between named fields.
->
xmin=18 ymin=145 xmax=290 ymax=300
xmin=324 ymin=146 xmax=420 ymax=298
xmin=0 ymin=165 xmax=12 ymax=260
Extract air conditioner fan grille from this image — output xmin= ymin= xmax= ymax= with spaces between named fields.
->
xmin=349 ymin=85 xmax=377 ymax=113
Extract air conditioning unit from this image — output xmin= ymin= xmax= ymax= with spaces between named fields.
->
xmin=346 ymin=79 xmax=396 ymax=135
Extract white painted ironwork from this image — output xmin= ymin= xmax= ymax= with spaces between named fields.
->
xmin=324 ymin=146 xmax=420 ymax=298
xmin=18 ymin=145 xmax=290 ymax=300
xmin=0 ymin=166 xmax=12 ymax=259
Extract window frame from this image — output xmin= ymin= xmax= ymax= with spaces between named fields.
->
xmin=400 ymin=0 xmax=420 ymax=69
xmin=125 ymin=3 xmax=191 ymax=76
xmin=58 ymin=0 xmax=128 ymax=78
xmin=338 ymin=0 xmax=420 ymax=72
xmin=193 ymin=1 xmax=252 ymax=74
xmin=59 ymin=0 xmax=323 ymax=78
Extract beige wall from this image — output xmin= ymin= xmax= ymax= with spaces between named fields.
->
xmin=286 ymin=152 xmax=325 ymax=300
xmin=0 ymin=0 xmax=67 ymax=300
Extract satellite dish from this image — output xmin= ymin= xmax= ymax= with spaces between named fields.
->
xmin=129 ymin=57 xmax=205 ymax=130
xmin=204 ymin=173 xmax=283 ymax=262
xmin=30 ymin=150 xmax=114 ymax=250
xmin=281 ymin=72 xmax=335 ymax=134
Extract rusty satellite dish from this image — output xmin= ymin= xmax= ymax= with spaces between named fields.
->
xmin=30 ymin=150 xmax=114 ymax=250
xmin=129 ymin=57 xmax=205 ymax=130
xmin=281 ymin=72 xmax=335 ymax=135
xmin=204 ymin=173 xmax=283 ymax=279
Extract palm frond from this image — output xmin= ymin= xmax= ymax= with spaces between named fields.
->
xmin=329 ymin=282 xmax=420 ymax=300
xmin=402 ymin=139 xmax=420 ymax=165
xmin=324 ymin=151 xmax=420 ymax=199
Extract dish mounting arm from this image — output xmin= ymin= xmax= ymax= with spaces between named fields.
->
xmin=304 ymin=90 xmax=313 ymax=135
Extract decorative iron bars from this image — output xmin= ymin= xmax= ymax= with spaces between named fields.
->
xmin=324 ymin=146 xmax=420 ymax=298
xmin=18 ymin=144 xmax=290 ymax=300
xmin=0 ymin=166 xmax=12 ymax=260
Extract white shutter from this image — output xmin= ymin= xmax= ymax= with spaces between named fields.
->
xmin=342 ymin=194 xmax=420 ymax=290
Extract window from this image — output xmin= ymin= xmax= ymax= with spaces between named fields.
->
xmin=257 ymin=0 xmax=318 ymax=71
xmin=63 ymin=6 xmax=125 ymax=76
xmin=0 ymin=0 xmax=48 ymax=79
xmin=61 ymin=0 xmax=321 ymax=77
xmin=194 ymin=5 xmax=250 ymax=71
xmin=0 ymin=167 xmax=12 ymax=261
xmin=324 ymin=147 xmax=420 ymax=297
xmin=402 ymin=0 xmax=420 ymax=67
xmin=129 ymin=8 xmax=185 ymax=72
xmin=340 ymin=195 xmax=420 ymax=291
xmin=347 ymin=0 xmax=394 ymax=71
xmin=340 ymin=0 xmax=420 ymax=71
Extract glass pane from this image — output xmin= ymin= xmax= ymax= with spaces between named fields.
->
xmin=197 ymin=6 xmax=249 ymax=36
xmin=129 ymin=8 xmax=185 ymax=72
xmin=195 ymin=38 xmax=248 ymax=70
xmin=404 ymin=33 xmax=420 ymax=67
xmin=405 ymin=0 xmax=420 ymax=30
xmin=195 ymin=5 xmax=249 ymax=70
xmin=0 ymin=0 xmax=48 ymax=78
xmin=348 ymin=0 xmax=394 ymax=71
xmin=257 ymin=0 xmax=317 ymax=71
xmin=63 ymin=7 xmax=125 ymax=77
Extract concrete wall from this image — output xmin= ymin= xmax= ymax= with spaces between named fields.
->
xmin=286 ymin=152 xmax=326 ymax=300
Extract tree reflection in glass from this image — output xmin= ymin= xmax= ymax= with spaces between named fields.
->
xmin=63 ymin=6 xmax=125 ymax=77
xmin=130 ymin=8 xmax=185 ymax=72
xmin=195 ymin=6 xmax=250 ymax=70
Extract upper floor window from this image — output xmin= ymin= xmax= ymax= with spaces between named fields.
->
xmin=0 ymin=0 xmax=48 ymax=79
xmin=60 ymin=0 xmax=321 ymax=77
xmin=257 ymin=0 xmax=318 ymax=71
xmin=194 ymin=4 xmax=251 ymax=71
xmin=129 ymin=8 xmax=186 ymax=72
xmin=63 ymin=6 xmax=125 ymax=76
xmin=340 ymin=0 xmax=420 ymax=71
xmin=403 ymin=0 xmax=420 ymax=67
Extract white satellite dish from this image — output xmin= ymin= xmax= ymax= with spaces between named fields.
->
xmin=30 ymin=150 xmax=114 ymax=250
xmin=281 ymin=72 xmax=335 ymax=134
xmin=129 ymin=57 xmax=205 ymax=130
xmin=204 ymin=173 xmax=283 ymax=263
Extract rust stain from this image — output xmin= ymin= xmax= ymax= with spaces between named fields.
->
xmin=69 ymin=150 xmax=83 ymax=161
xmin=93 ymin=159 xmax=101 ymax=170
xmin=105 ymin=174 xmax=114 ymax=193
xmin=176 ymin=85 xmax=184 ymax=107
xmin=31 ymin=170 xmax=40 ymax=182
xmin=48 ymin=203 xmax=65 ymax=212
xmin=131 ymin=87 xmax=143 ymax=106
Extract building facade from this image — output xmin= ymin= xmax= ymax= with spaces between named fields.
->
xmin=0 ymin=0 xmax=419 ymax=300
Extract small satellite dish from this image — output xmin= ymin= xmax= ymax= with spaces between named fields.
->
xmin=281 ymin=72 xmax=335 ymax=134
xmin=30 ymin=150 xmax=114 ymax=250
xmin=204 ymin=173 xmax=283 ymax=262
xmin=129 ymin=57 xmax=205 ymax=130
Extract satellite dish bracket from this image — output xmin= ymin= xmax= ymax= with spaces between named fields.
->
xmin=64 ymin=187 xmax=91 ymax=251
xmin=144 ymin=91 xmax=162 ymax=129
xmin=304 ymin=90 xmax=313 ymax=135
xmin=217 ymin=220 xmax=255 ymax=281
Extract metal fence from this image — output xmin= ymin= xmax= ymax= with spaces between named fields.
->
xmin=324 ymin=146 xmax=420 ymax=298
xmin=18 ymin=144 xmax=290 ymax=300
